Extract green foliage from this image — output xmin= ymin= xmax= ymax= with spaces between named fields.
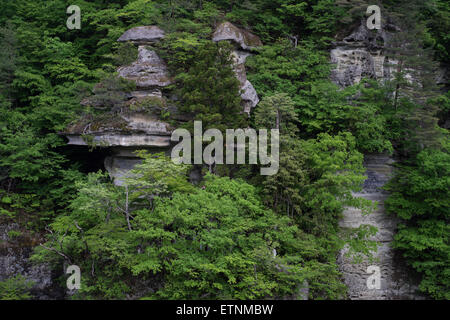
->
xmin=177 ymin=41 xmax=246 ymax=131
xmin=247 ymin=41 xmax=392 ymax=153
xmin=1 ymin=0 xmax=448 ymax=301
xmin=216 ymin=0 xmax=343 ymax=43
xmin=0 ymin=126 xmax=65 ymax=183
xmin=246 ymin=39 xmax=330 ymax=99
xmin=113 ymin=42 xmax=139 ymax=67
xmin=0 ymin=275 xmax=33 ymax=300
xmin=253 ymin=94 xmax=377 ymax=274
xmin=253 ymin=93 xmax=299 ymax=135
xmin=254 ymin=94 xmax=373 ymax=232
xmin=81 ymin=74 xmax=135 ymax=111
xmin=34 ymin=154 xmax=349 ymax=299
xmin=0 ymin=23 xmax=16 ymax=98
xmin=385 ymin=137 xmax=450 ymax=299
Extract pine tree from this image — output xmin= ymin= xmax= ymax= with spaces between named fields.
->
xmin=179 ymin=41 xmax=245 ymax=131
xmin=0 ymin=23 xmax=17 ymax=101
xmin=384 ymin=0 xmax=442 ymax=153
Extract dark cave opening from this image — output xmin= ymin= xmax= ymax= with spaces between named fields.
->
xmin=58 ymin=144 xmax=112 ymax=174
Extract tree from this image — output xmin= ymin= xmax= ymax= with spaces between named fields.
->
xmin=0 ymin=275 xmax=33 ymax=300
xmin=385 ymin=137 xmax=450 ymax=299
xmin=253 ymin=94 xmax=377 ymax=271
xmin=384 ymin=0 xmax=442 ymax=153
xmin=0 ymin=23 xmax=17 ymax=100
xmin=254 ymin=94 xmax=373 ymax=232
xmin=178 ymin=41 xmax=245 ymax=132
xmin=33 ymin=153 xmax=351 ymax=299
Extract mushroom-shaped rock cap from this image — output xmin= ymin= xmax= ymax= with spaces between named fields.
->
xmin=117 ymin=26 xmax=165 ymax=42
xmin=212 ymin=22 xmax=262 ymax=50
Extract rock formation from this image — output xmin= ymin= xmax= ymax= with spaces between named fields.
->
xmin=213 ymin=22 xmax=261 ymax=113
xmin=331 ymin=21 xmax=395 ymax=87
xmin=0 ymin=221 xmax=63 ymax=299
xmin=117 ymin=46 xmax=173 ymax=88
xmin=64 ymin=26 xmax=174 ymax=184
xmin=331 ymin=22 xmax=425 ymax=300
xmin=338 ymin=154 xmax=424 ymax=299
xmin=212 ymin=21 xmax=263 ymax=50
xmin=64 ymin=23 xmax=262 ymax=184
xmin=117 ymin=25 xmax=165 ymax=43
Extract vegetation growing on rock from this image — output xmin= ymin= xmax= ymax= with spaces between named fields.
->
xmin=0 ymin=0 xmax=448 ymax=300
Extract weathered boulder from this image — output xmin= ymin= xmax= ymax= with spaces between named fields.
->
xmin=120 ymin=113 xmax=170 ymax=136
xmin=66 ymin=133 xmax=171 ymax=148
xmin=231 ymin=50 xmax=251 ymax=85
xmin=240 ymin=80 xmax=260 ymax=113
xmin=104 ymin=147 xmax=171 ymax=186
xmin=212 ymin=21 xmax=262 ymax=50
xmin=118 ymin=46 xmax=173 ymax=88
xmin=117 ymin=26 xmax=165 ymax=43
xmin=129 ymin=89 xmax=162 ymax=99
xmin=119 ymin=47 xmax=171 ymax=88
xmin=230 ymin=51 xmax=260 ymax=113
xmin=213 ymin=22 xmax=262 ymax=113
xmin=64 ymin=105 xmax=172 ymax=149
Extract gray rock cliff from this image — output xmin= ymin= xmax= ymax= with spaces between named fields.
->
xmin=213 ymin=22 xmax=261 ymax=113
xmin=0 ymin=221 xmax=63 ymax=299
xmin=331 ymin=21 xmax=394 ymax=87
xmin=331 ymin=22 xmax=427 ymax=300
xmin=337 ymin=154 xmax=424 ymax=299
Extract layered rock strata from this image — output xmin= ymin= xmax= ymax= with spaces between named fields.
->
xmin=331 ymin=21 xmax=395 ymax=87
xmin=64 ymin=23 xmax=262 ymax=184
xmin=337 ymin=154 xmax=424 ymax=299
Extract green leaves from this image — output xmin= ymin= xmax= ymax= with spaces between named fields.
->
xmin=385 ymin=137 xmax=450 ymax=299
xmin=0 ymin=275 xmax=33 ymax=300
xmin=0 ymin=126 xmax=65 ymax=183
xmin=35 ymin=155 xmax=348 ymax=299
xmin=246 ymin=39 xmax=330 ymax=99
xmin=177 ymin=41 xmax=245 ymax=131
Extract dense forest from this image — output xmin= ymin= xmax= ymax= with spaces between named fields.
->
xmin=0 ymin=0 xmax=448 ymax=300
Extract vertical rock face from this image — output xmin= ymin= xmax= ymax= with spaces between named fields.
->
xmin=331 ymin=22 xmax=394 ymax=87
xmin=0 ymin=222 xmax=63 ymax=299
xmin=331 ymin=22 xmax=425 ymax=300
xmin=337 ymin=154 xmax=424 ymax=299
xmin=213 ymin=22 xmax=261 ymax=113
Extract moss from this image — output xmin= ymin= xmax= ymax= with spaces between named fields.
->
xmin=243 ymin=30 xmax=263 ymax=47
xmin=67 ymin=110 xmax=131 ymax=135
xmin=81 ymin=134 xmax=110 ymax=150
xmin=129 ymin=96 xmax=167 ymax=113
xmin=7 ymin=230 xmax=22 ymax=239
xmin=89 ymin=112 xmax=129 ymax=132
xmin=114 ymin=42 xmax=139 ymax=66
